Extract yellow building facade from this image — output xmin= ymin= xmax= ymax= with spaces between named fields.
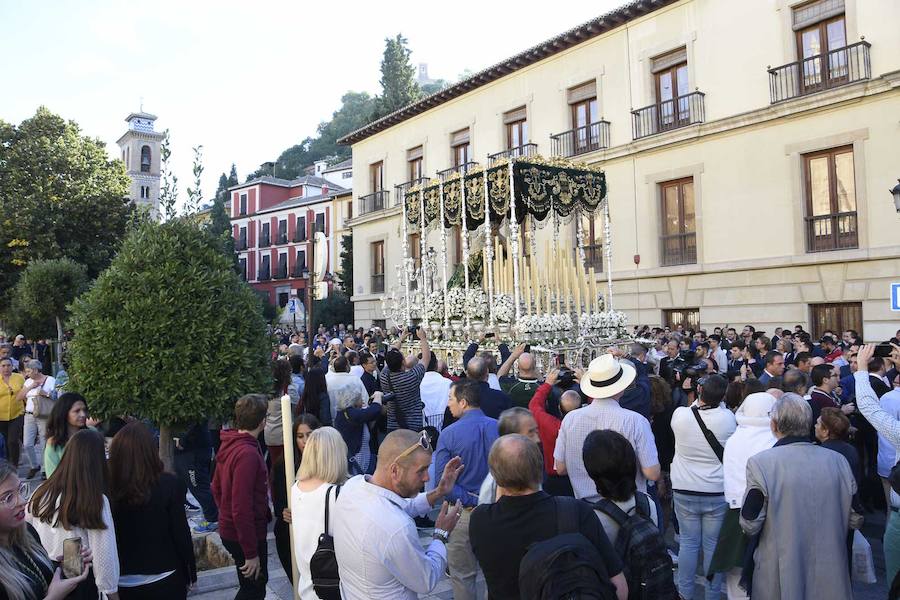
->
xmin=342 ymin=0 xmax=900 ymax=340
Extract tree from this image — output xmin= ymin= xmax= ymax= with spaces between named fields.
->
xmin=158 ymin=129 xmax=179 ymax=220
xmin=372 ymin=34 xmax=421 ymax=120
xmin=314 ymin=290 xmax=353 ymax=330
xmin=6 ymin=259 xmax=88 ymax=354
xmin=67 ymin=219 xmax=270 ymax=468
xmin=185 ymin=145 xmax=204 ymax=215
xmin=338 ymin=233 xmax=354 ymax=295
xmin=420 ymin=79 xmax=450 ymax=96
xmin=0 ymin=107 xmax=132 ymax=309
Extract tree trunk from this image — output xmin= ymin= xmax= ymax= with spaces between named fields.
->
xmin=55 ymin=315 xmax=64 ymax=374
xmin=159 ymin=424 xmax=176 ymax=473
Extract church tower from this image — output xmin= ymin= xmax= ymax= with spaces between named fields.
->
xmin=116 ymin=111 xmax=163 ymax=219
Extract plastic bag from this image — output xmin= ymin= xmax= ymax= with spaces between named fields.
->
xmin=851 ymin=529 xmax=876 ymax=584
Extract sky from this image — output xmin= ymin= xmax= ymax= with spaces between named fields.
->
xmin=0 ymin=0 xmax=622 ymax=210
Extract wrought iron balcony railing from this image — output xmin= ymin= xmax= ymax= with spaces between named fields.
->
xmin=768 ymin=41 xmax=871 ymax=104
xmin=359 ymin=190 xmax=390 ymax=215
xmin=550 ymin=121 xmax=610 ymax=158
xmin=632 ymin=91 xmax=705 ymax=140
xmin=437 ymin=162 xmax=479 ymax=180
xmin=275 ymin=267 xmax=288 ymax=280
xmin=488 ymin=143 xmax=538 ymax=163
xmin=660 ymin=232 xmax=697 ymax=266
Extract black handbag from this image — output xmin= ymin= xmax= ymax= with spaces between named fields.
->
xmin=309 ymin=484 xmax=342 ymax=600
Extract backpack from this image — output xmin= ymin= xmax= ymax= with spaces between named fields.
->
xmin=309 ymin=484 xmax=342 ymax=600
xmin=592 ymin=493 xmax=676 ymax=600
xmin=519 ymin=497 xmax=618 ymax=600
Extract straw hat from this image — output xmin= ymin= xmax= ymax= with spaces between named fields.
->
xmin=580 ymin=354 xmax=636 ymax=399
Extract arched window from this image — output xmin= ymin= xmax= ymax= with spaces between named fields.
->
xmin=140 ymin=146 xmax=151 ymax=173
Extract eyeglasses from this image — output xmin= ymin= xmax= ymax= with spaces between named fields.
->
xmin=0 ymin=482 xmax=31 ymax=507
xmin=393 ymin=430 xmax=432 ymax=464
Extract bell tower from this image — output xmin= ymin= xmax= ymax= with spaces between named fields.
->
xmin=116 ymin=111 xmax=164 ymax=219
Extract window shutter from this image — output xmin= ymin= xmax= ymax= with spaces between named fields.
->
xmin=567 ymin=81 xmax=597 ymax=104
xmin=793 ymin=0 xmax=845 ymax=30
xmin=503 ymin=106 xmax=527 ymax=125
xmin=651 ymin=47 xmax=687 ymax=73
xmin=407 ymin=146 xmax=423 ymax=161
xmin=451 ymin=128 xmax=470 ymax=146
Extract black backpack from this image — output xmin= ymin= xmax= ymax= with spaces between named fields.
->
xmin=309 ymin=484 xmax=342 ymax=600
xmin=592 ymin=493 xmax=676 ymax=600
xmin=519 ymin=497 xmax=618 ymax=600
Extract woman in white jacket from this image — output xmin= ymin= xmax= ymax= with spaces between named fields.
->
xmin=708 ymin=392 xmax=777 ymax=600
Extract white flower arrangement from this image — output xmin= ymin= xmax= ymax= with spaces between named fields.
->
xmin=465 ymin=288 xmax=489 ymax=321
xmin=424 ymin=291 xmax=445 ymax=322
xmin=446 ymin=287 xmax=467 ymax=320
xmin=493 ymin=294 xmax=514 ymax=323
xmin=516 ymin=314 xmax=537 ymax=333
xmin=550 ymin=313 xmax=573 ymax=331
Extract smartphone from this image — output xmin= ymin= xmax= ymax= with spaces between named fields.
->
xmin=62 ymin=537 xmax=83 ymax=579
xmin=523 ymin=344 xmax=531 ymax=353
xmin=483 ymin=333 xmax=496 ymax=339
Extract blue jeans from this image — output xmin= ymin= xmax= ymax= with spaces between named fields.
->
xmin=673 ymin=492 xmax=727 ymax=600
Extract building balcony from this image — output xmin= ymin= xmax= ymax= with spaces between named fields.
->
xmin=632 ymin=91 xmax=705 ymax=140
xmin=292 ymin=266 xmax=308 ymax=278
xmin=768 ymin=41 xmax=871 ymax=104
xmin=258 ymin=235 xmax=270 ymax=248
xmin=359 ymin=190 xmax=390 ymax=215
xmin=659 ymin=232 xmax=697 ymax=267
xmin=805 ymin=211 xmax=858 ymax=253
xmin=371 ymin=274 xmax=385 ymax=293
xmin=488 ymin=143 xmax=538 ymax=164
xmin=395 ymin=177 xmax=431 ymax=206
xmin=550 ymin=122 xmax=610 ymax=158
xmin=292 ymin=233 xmax=307 ymax=243
xmin=437 ymin=162 xmax=479 ymax=180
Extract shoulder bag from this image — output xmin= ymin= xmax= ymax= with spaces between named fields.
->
xmin=691 ymin=406 xmax=724 ymax=462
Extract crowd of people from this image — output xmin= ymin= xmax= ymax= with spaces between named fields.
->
xmin=0 ymin=321 xmax=899 ymax=599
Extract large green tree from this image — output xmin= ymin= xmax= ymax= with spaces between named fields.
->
xmin=6 ymin=258 xmax=88 ymax=344
xmin=67 ymin=219 xmax=270 ymax=467
xmin=0 ymin=107 xmax=132 ymax=308
xmin=372 ymin=34 xmax=421 ymax=120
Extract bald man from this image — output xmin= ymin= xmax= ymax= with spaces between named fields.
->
xmin=498 ymin=343 xmax=542 ymax=408
xmin=466 ymin=356 xmax=512 ymax=419
xmin=334 ymin=429 xmax=465 ymax=600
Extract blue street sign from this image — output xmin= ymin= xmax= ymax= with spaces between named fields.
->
xmin=892 ymin=283 xmax=900 ymax=312
xmin=288 ymin=299 xmax=297 ymax=314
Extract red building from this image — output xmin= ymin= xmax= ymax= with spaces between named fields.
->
xmin=230 ymin=175 xmax=345 ymax=309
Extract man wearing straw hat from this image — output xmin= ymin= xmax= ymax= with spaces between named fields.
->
xmin=554 ymin=352 xmax=661 ymax=499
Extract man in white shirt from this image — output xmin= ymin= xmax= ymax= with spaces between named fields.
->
xmin=878 ymin=385 xmax=900 ymax=511
xmin=420 ymin=354 xmax=452 ymax=430
xmin=325 ymin=355 xmax=369 ymax=423
xmin=708 ymin=334 xmax=728 ymax=375
xmin=334 ymin=429 xmax=465 ymax=600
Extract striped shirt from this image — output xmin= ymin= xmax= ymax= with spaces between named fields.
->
xmin=553 ymin=399 xmax=659 ymax=499
xmin=380 ymin=363 xmax=426 ymax=431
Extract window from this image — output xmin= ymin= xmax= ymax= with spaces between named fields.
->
xmin=652 ymin=49 xmax=690 ymax=128
xmin=373 ymin=319 xmax=387 ymax=330
xmin=277 ymin=253 xmax=288 ymax=279
xmin=371 ymin=241 xmax=385 ymax=293
xmin=342 ymin=171 xmax=352 ymax=179
xmin=370 ymin=161 xmax=384 ymax=192
xmin=803 ymin=146 xmax=857 ymax=252
xmin=407 ymin=146 xmax=423 ymax=182
xmin=238 ymin=226 xmax=247 ymax=250
xmin=346 ymin=200 xmax=352 ymax=220
xmin=140 ymin=145 xmax=151 ymax=173
xmin=504 ymin=107 xmax=528 ymax=150
xmin=795 ymin=3 xmax=847 ymax=92
xmin=408 ymin=233 xmax=420 ymax=290
xmin=239 ymin=194 xmax=247 ymax=216
xmin=451 ymin=129 xmax=471 ymax=167
xmin=314 ymin=213 xmax=326 ymax=234
xmin=578 ymin=212 xmax=603 ymax=270
xmin=278 ymin=291 xmax=290 ymax=308
xmin=663 ymin=308 xmax=700 ymax=331
xmin=260 ymin=222 xmax=270 ymax=247
xmin=296 ymin=249 xmax=307 ymax=273
xmin=659 ymin=177 xmax=696 ymax=266
xmin=238 ymin=257 xmax=247 ymax=281
xmin=295 ymin=216 xmax=307 ymax=241
xmin=259 ymin=255 xmax=271 ymax=280
xmin=278 ymin=219 xmax=287 ymax=244
xmin=569 ymin=82 xmax=600 ymax=153
xmin=809 ymin=302 xmax=861 ymax=339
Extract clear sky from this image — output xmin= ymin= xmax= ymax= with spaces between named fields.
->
xmin=0 ymin=0 xmax=622 ymax=209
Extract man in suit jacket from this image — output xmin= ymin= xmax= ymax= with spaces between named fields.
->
xmin=466 ymin=356 xmax=512 ymax=419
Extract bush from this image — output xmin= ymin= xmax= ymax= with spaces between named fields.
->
xmin=67 ymin=220 xmax=270 ymax=464
xmin=5 ymin=258 xmax=88 ymax=340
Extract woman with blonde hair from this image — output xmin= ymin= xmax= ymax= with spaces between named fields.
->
xmin=289 ymin=427 xmax=348 ymax=599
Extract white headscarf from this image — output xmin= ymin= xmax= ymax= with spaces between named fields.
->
xmin=723 ymin=392 xmax=778 ymax=508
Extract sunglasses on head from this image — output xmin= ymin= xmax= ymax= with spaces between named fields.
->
xmin=393 ymin=430 xmax=432 ymax=464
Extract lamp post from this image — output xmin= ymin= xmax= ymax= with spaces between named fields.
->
xmin=890 ymin=179 xmax=900 ymax=213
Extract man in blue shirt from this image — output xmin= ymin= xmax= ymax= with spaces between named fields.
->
xmin=434 ymin=379 xmax=499 ymax=600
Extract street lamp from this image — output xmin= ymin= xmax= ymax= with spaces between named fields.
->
xmin=890 ymin=179 xmax=900 ymax=213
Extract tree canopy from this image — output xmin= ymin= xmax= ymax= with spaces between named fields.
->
xmin=5 ymin=258 xmax=88 ymax=340
xmin=67 ymin=219 xmax=270 ymax=432
xmin=372 ymin=34 xmax=421 ymax=120
xmin=0 ymin=107 xmax=132 ymax=309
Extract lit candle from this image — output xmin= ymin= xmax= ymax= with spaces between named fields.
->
xmin=589 ymin=268 xmax=598 ymax=312
xmin=553 ymin=246 xmax=560 ymax=313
